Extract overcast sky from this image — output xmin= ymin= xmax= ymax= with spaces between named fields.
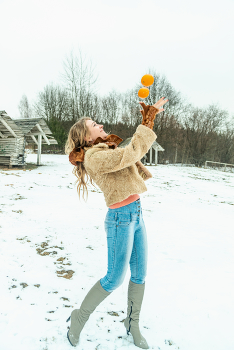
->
xmin=1 ymin=0 xmax=234 ymax=118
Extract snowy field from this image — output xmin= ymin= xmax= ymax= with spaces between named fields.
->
xmin=1 ymin=154 xmax=234 ymax=350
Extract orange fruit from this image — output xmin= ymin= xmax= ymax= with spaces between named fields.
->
xmin=138 ymin=87 xmax=149 ymax=99
xmin=141 ymin=74 xmax=154 ymax=87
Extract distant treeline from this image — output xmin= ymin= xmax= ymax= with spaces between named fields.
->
xmin=19 ymin=52 xmax=234 ymax=166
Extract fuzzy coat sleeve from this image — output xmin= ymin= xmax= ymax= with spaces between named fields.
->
xmin=85 ymin=125 xmax=156 ymax=175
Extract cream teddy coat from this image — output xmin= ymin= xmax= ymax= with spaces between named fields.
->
xmin=84 ymin=125 xmax=157 ymax=207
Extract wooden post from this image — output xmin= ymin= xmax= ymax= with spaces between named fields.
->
xmin=155 ymin=148 xmax=158 ymax=165
xmin=150 ymin=147 xmax=152 ymax=165
xmin=174 ymin=146 xmax=177 ymax=164
xmin=22 ymin=137 xmax=26 ymax=166
xmin=36 ymin=124 xmax=50 ymax=145
xmin=37 ymin=134 xmax=42 ymax=165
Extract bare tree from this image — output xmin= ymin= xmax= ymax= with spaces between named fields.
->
xmin=120 ymin=89 xmax=142 ymax=126
xmin=215 ymin=117 xmax=234 ymax=163
xmin=34 ymin=84 xmax=70 ymax=147
xmin=34 ymin=84 xmax=70 ymax=122
xmin=32 ymin=57 xmax=232 ymax=163
xmin=62 ymin=50 xmax=98 ymax=121
xmin=18 ymin=94 xmax=32 ymax=118
xmin=101 ymin=91 xmax=122 ymax=124
xmin=183 ymin=104 xmax=228 ymax=165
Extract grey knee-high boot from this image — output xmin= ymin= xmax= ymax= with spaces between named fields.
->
xmin=124 ymin=280 xmax=149 ymax=349
xmin=67 ymin=280 xmax=111 ymax=347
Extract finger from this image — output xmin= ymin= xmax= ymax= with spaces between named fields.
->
xmin=155 ymin=99 xmax=168 ymax=108
xmin=154 ymin=97 xmax=166 ymax=106
xmin=154 ymin=103 xmax=164 ymax=109
xmin=159 ymin=97 xmax=168 ymax=102
xmin=157 ymin=108 xmax=165 ymax=113
xmin=161 ymin=99 xmax=169 ymax=105
xmin=159 ymin=97 xmax=168 ymax=103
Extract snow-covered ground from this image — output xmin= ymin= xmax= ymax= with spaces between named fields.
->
xmin=1 ymin=154 xmax=234 ymax=350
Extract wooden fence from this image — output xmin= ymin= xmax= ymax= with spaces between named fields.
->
xmin=205 ymin=161 xmax=234 ymax=172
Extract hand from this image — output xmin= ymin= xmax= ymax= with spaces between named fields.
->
xmin=152 ymin=97 xmax=169 ymax=113
xmin=139 ymin=102 xmax=160 ymax=130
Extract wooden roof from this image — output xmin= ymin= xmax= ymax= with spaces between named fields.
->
xmin=13 ymin=118 xmax=52 ymax=135
xmin=152 ymin=141 xmax=164 ymax=152
xmin=119 ymin=137 xmax=164 ymax=151
xmin=13 ymin=118 xmax=57 ymax=145
xmin=0 ymin=112 xmax=57 ymax=145
xmin=0 ymin=112 xmax=24 ymax=138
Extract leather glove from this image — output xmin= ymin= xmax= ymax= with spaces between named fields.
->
xmin=139 ymin=102 xmax=160 ymax=130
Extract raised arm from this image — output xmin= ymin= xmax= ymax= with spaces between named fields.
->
xmin=85 ymin=125 xmax=156 ymax=175
xmin=85 ymin=98 xmax=168 ymax=175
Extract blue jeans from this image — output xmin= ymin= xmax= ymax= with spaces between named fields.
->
xmin=100 ymin=199 xmax=148 ymax=293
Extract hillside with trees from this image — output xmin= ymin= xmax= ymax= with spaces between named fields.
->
xmin=19 ymin=53 xmax=234 ymax=166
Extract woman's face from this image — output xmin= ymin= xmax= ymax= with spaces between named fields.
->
xmin=85 ymin=120 xmax=108 ymax=143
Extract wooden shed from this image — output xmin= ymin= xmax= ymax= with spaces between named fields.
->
xmin=13 ymin=118 xmax=58 ymax=166
xmin=0 ymin=111 xmax=57 ymax=168
xmin=0 ymin=111 xmax=25 ymax=167
xmin=119 ymin=137 xmax=164 ymax=165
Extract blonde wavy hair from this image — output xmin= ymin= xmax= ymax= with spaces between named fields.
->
xmin=65 ymin=117 xmax=95 ymax=200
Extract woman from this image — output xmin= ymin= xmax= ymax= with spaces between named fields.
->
xmin=65 ymin=97 xmax=168 ymax=349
